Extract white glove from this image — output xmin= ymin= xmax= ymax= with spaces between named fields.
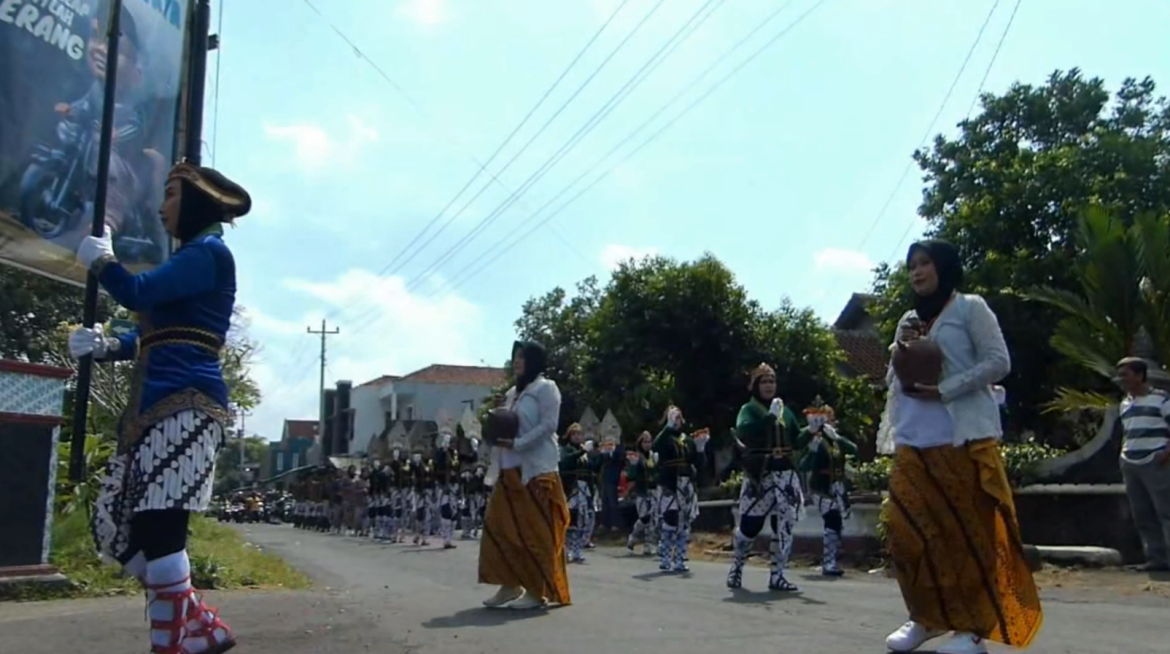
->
xmin=392 ymin=448 xmax=400 ymax=460
xmin=823 ymin=424 xmax=839 ymax=440
xmin=694 ymin=433 xmax=709 ymax=452
xmin=583 ymin=440 xmax=595 ymax=453
xmin=667 ymin=407 xmax=682 ymax=428
xmin=470 ymin=438 xmax=480 ymax=452
xmin=77 ymin=234 xmax=115 ymax=270
xmin=769 ymin=398 xmax=783 ymax=417
xmin=650 ymin=451 xmax=659 ymax=464
xmin=438 ymin=433 xmax=452 ymax=449
xmin=68 ymin=325 xmax=109 ymax=359
xmin=411 ymin=453 xmax=422 ymax=464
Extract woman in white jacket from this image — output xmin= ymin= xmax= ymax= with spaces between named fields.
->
xmin=880 ymin=240 xmax=1042 ymax=654
xmin=477 ymin=341 xmax=572 ymax=610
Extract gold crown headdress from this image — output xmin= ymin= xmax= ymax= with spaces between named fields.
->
xmin=748 ymin=362 xmax=775 ymax=390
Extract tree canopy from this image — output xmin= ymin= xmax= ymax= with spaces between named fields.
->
xmin=871 ymin=69 xmax=1170 ymax=435
xmin=514 ymin=253 xmax=880 ymax=447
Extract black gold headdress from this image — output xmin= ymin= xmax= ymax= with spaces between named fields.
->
xmin=168 ymin=161 xmax=252 ymax=218
xmin=748 ymin=362 xmax=775 ymax=390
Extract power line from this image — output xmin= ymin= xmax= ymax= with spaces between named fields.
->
xmin=821 ymin=0 xmax=1004 ymax=298
xmin=423 ymin=0 xmax=830 ymax=303
xmin=307 ymin=320 xmax=340 ymax=446
xmin=263 ymin=0 xmax=635 ymax=398
xmin=391 ymin=0 xmax=725 ymax=301
xmin=210 ymin=0 xmax=225 ymax=166
xmin=886 ymin=0 xmax=1024 ymax=262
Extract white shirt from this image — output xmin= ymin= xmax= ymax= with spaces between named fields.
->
xmin=877 ymin=293 xmax=1010 ymax=453
xmin=485 ymin=375 xmax=562 ymax=485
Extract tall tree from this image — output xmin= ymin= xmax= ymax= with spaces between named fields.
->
xmin=0 ymin=265 xmax=113 ymax=363
xmin=870 ymin=70 xmax=1170 ymax=433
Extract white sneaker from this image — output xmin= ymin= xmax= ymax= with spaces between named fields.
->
xmin=507 ymin=591 xmax=547 ymax=610
xmin=482 ymin=586 xmax=523 ymax=609
xmin=935 ymin=633 xmax=988 ymax=654
xmin=885 ymin=621 xmax=945 ymax=652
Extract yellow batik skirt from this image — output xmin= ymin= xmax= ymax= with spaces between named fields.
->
xmin=887 ymin=439 xmax=1043 ymax=648
xmin=478 ymin=469 xmax=572 ymax=605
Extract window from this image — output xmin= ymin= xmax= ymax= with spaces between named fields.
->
xmin=406 ymin=406 xmax=415 ymax=420
xmin=292 ymin=453 xmax=300 ymax=469
xmin=276 ymin=456 xmax=284 ymax=472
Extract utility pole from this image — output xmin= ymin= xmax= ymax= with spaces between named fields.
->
xmin=307 ymin=320 xmax=340 ymax=453
xmin=235 ymin=408 xmax=252 ymax=489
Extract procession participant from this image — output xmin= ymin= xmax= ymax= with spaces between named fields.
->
xmin=680 ymin=427 xmax=709 ymax=564
xmin=558 ymin=423 xmax=593 ymax=563
xmin=799 ymin=398 xmax=857 ymax=577
xmin=725 ymin=363 xmax=806 ymax=592
xmin=389 ymin=448 xmax=409 ymax=543
xmin=71 ymin=160 xmax=250 ymax=654
xmin=459 ymin=438 xmax=484 ymax=540
xmin=369 ymin=463 xmax=388 ymax=540
xmin=881 ymin=240 xmax=1042 ymax=654
xmin=433 ymin=432 xmax=462 ymax=549
xmin=652 ymin=406 xmax=690 ymax=572
xmin=353 ymin=468 xmax=371 ymax=537
xmin=410 ymin=451 xmax=434 ymax=545
xmin=479 ymin=340 xmax=572 ymax=610
xmin=583 ymin=437 xmax=603 ymax=550
xmin=624 ymin=431 xmax=659 ymax=556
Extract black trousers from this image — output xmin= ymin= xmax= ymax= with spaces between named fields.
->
xmin=122 ymin=510 xmax=191 ymax=562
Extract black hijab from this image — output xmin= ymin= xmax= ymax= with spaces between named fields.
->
xmin=512 ymin=340 xmax=548 ymax=395
xmin=907 ymin=239 xmax=964 ymax=325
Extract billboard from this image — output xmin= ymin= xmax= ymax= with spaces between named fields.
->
xmin=0 ymin=0 xmax=189 ymax=285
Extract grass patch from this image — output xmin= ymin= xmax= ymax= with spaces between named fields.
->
xmin=3 ymin=512 xmax=309 ymax=602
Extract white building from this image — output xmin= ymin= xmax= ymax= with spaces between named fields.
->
xmin=349 ymin=364 xmax=506 ymax=455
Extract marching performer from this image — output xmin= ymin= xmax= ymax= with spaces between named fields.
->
xmin=726 ymin=363 xmax=806 ymax=592
xmin=410 ymin=451 xmax=434 ymax=545
xmin=71 ymin=161 xmax=250 ymax=654
xmin=459 ymin=438 xmax=484 ymax=540
xmin=800 ymin=397 xmax=857 ymax=577
xmin=389 ymin=448 xmax=409 ymax=543
xmin=433 ymin=433 xmax=461 ymax=549
xmin=624 ymin=431 xmax=659 ymax=556
xmin=559 ymin=423 xmax=594 ymax=563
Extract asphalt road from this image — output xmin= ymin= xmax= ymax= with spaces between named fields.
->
xmin=3 ymin=524 xmax=1166 ymax=654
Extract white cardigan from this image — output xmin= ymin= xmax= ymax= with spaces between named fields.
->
xmin=484 ymin=375 xmax=562 ymax=486
xmin=876 ymin=293 xmax=1010 ymax=454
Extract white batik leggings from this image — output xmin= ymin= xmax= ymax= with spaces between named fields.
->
xmin=730 ymin=470 xmax=804 ymax=586
xmin=460 ymin=493 xmax=485 ymax=536
xmin=628 ymin=489 xmax=661 ymax=551
xmin=655 ymin=477 xmax=700 ymax=568
xmin=814 ymin=480 xmax=849 ymax=572
xmin=435 ymin=484 xmax=458 ymax=545
xmin=567 ymin=480 xmax=595 ymax=561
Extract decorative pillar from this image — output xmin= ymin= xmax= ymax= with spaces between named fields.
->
xmin=0 ymin=360 xmax=72 ymax=585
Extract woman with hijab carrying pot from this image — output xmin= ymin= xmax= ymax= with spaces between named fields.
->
xmin=478 ymin=340 xmax=572 ymax=610
xmin=879 ymin=240 xmax=1043 ymax=654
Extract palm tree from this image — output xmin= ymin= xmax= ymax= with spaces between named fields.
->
xmin=1025 ymin=207 xmax=1170 ymax=412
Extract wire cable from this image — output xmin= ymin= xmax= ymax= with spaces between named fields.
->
xmin=211 ymin=0 xmax=225 ymax=166
xmin=430 ymin=0 xmax=832 ymax=302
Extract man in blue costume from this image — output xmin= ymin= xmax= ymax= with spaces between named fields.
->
xmin=69 ymin=160 xmax=250 ymax=654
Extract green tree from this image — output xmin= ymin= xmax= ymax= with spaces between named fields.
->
xmin=213 ymin=435 xmax=271 ymax=496
xmin=1026 ymin=208 xmax=1170 ymax=411
xmin=870 ymin=70 xmax=1170 ymax=433
xmin=0 ymin=265 xmax=113 ymax=363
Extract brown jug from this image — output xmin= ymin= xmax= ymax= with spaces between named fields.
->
xmin=892 ymin=337 xmax=943 ymax=388
xmin=482 ymin=408 xmax=520 ymax=445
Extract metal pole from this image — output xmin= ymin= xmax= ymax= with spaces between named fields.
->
xmin=69 ymin=0 xmax=124 ymax=482
xmin=185 ymin=0 xmax=212 ymax=164
xmin=307 ymin=320 xmax=339 ymax=453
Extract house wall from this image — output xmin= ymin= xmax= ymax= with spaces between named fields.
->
xmin=350 ymin=381 xmax=495 ymax=454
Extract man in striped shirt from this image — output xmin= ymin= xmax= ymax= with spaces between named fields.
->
xmin=1117 ymin=357 xmax=1170 ymax=572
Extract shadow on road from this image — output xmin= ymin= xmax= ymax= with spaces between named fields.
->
xmin=422 ymin=606 xmax=562 ymax=629
xmin=722 ymin=587 xmax=829 ymax=607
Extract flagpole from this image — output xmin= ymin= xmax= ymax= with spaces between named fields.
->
xmin=69 ymin=0 xmax=125 ymax=482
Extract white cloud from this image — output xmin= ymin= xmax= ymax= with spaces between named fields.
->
xmin=397 ymin=0 xmax=450 ymax=27
xmin=813 ymin=247 xmax=873 ymax=273
xmin=261 ymin=115 xmax=379 ymax=174
xmin=244 ymin=269 xmax=484 ymax=441
xmin=600 ymin=243 xmax=658 ymax=270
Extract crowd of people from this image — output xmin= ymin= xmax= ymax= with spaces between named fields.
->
xmin=59 ymin=146 xmax=1051 ymax=654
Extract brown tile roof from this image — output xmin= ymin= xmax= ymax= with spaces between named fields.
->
xmin=833 ymin=292 xmax=878 ymax=330
xmin=283 ymin=419 xmax=318 ymax=442
xmin=399 ymin=364 xmax=508 ymax=387
xmin=357 ymin=374 xmax=400 ymax=388
xmin=834 ymin=329 xmax=888 ymax=383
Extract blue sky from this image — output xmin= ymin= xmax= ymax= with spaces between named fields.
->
xmin=207 ymin=0 xmax=1168 ymax=440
